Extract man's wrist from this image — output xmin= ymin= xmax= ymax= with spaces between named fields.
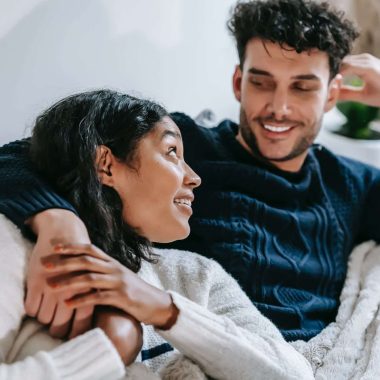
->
xmin=27 ymin=209 xmax=89 ymax=241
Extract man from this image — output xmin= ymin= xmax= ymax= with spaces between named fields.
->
xmin=1 ymin=0 xmax=380 ymax=343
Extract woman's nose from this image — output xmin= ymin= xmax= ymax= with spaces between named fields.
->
xmin=184 ymin=163 xmax=201 ymax=188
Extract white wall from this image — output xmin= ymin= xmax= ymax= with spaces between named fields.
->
xmin=0 ymin=0 xmax=239 ymax=144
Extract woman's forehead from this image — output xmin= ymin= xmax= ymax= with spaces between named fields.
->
xmin=151 ymin=116 xmax=182 ymax=141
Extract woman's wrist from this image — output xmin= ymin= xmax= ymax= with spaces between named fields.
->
xmin=149 ymin=291 xmax=179 ymax=330
xmin=155 ymin=294 xmax=179 ymax=330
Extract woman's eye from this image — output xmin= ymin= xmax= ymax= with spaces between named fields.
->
xmin=168 ymin=146 xmax=178 ymax=157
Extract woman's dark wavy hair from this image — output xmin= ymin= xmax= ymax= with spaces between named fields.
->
xmin=227 ymin=0 xmax=360 ymax=78
xmin=30 ymin=89 xmax=169 ymax=272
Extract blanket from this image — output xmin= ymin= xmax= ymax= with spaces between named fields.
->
xmin=133 ymin=241 xmax=380 ymax=379
xmin=292 ymin=241 xmax=380 ymax=379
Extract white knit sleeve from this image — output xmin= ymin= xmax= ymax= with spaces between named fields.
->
xmin=157 ymin=260 xmax=314 ymax=380
xmin=0 ymin=328 xmax=126 ymax=380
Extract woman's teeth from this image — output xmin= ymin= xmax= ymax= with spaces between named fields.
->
xmin=174 ymin=199 xmax=192 ymax=206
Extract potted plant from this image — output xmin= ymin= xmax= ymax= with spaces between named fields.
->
xmin=335 ymin=101 xmax=380 ymax=140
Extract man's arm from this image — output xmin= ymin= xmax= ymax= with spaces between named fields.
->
xmin=0 ymin=139 xmax=76 ymax=226
xmin=0 ymin=140 xmax=92 ymax=336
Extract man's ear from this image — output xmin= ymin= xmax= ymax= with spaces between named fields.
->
xmin=232 ymin=65 xmax=243 ymax=102
xmin=95 ymin=145 xmax=114 ymax=187
xmin=324 ymin=74 xmax=342 ymax=112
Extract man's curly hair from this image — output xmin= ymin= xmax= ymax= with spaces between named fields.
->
xmin=227 ymin=0 xmax=359 ymax=77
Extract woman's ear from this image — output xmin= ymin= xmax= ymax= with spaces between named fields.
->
xmin=95 ymin=145 xmax=114 ymax=186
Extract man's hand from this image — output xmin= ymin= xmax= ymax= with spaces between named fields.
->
xmin=339 ymin=53 xmax=380 ymax=107
xmin=26 ymin=209 xmax=94 ymax=338
xmin=95 ymin=307 xmax=143 ymax=366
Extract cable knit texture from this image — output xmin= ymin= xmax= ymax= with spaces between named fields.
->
xmin=163 ymin=113 xmax=380 ymax=341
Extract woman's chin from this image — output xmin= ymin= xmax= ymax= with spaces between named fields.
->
xmin=151 ymin=224 xmax=190 ymax=243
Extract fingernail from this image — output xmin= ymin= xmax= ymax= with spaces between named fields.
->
xmin=54 ymin=244 xmax=64 ymax=252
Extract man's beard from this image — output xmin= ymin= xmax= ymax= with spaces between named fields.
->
xmin=239 ymin=108 xmax=322 ymax=164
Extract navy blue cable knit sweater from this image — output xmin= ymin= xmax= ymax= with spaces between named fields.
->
xmin=1 ymin=112 xmax=380 ymax=341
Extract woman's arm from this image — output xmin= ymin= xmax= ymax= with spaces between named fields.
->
xmin=0 ymin=215 xmax=125 ymax=380
xmin=42 ymin=243 xmax=314 ymax=380
xmin=0 ymin=329 xmax=125 ymax=380
xmin=157 ymin=262 xmax=314 ymax=380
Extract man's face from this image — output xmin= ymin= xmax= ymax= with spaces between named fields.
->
xmin=233 ymin=38 xmax=340 ymax=171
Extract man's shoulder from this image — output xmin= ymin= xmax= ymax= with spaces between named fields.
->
xmin=311 ymin=144 xmax=380 ymax=184
xmin=170 ymin=112 xmax=236 ymax=161
xmin=170 ymin=112 xmax=235 ymax=135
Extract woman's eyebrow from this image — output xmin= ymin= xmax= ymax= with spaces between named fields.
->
xmin=160 ymin=130 xmax=182 ymax=141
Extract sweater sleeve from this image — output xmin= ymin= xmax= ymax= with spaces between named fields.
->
xmin=157 ymin=260 xmax=314 ymax=380
xmin=0 ymin=215 xmax=125 ymax=380
xmin=0 ymin=329 xmax=126 ymax=380
xmin=0 ymin=139 xmax=76 ymax=227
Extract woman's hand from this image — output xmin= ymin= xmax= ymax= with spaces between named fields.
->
xmin=95 ymin=307 xmax=143 ymax=366
xmin=26 ymin=209 xmax=94 ymax=338
xmin=42 ymin=243 xmax=179 ymax=329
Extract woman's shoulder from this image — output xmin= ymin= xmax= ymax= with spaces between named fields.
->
xmin=140 ymin=248 xmax=224 ymax=304
xmin=152 ymin=247 xmax=220 ymax=276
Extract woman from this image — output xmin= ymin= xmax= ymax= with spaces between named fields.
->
xmin=0 ymin=90 xmax=313 ymax=379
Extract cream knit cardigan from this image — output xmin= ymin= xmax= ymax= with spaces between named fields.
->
xmin=0 ymin=214 xmax=313 ymax=380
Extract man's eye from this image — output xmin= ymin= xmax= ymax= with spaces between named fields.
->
xmin=251 ymin=79 xmax=274 ymax=90
xmin=294 ymin=83 xmax=315 ymax=92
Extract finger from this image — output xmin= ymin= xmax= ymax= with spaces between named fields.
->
xmin=37 ymin=293 xmax=58 ymax=325
xmin=41 ymin=253 xmax=113 ymax=275
xmin=338 ymin=87 xmax=367 ymax=102
xmin=48 ymin=273 xmax=116 ymax=293
xmin=65 ymin=290 xmax=121 ymax=310
xmin=69 ymin=305 xmax=94 ymax=339
xmin=24 ymin=288 xmax=43 ymax=317
xmin=53 ymin=243 xmax=111 ymax=261
xmin=49 ymin=300 xmax=75 ymax=338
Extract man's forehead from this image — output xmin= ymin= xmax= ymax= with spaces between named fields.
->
xmin=244 ymin=38 xmax=330 ymax=76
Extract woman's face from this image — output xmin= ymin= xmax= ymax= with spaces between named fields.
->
xmin=111 ymin=116 xmax=201 ymax=243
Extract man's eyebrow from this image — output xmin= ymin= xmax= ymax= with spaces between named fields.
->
xmin=160 ymin=129 xmax=182 ymax=141
xmin=292 ymin=74 xmax=320 ymax=81
xmin=248 ymin=67 xmax=272 ymax=76
xmin=248 ymin=67 xmax=320 ymax=81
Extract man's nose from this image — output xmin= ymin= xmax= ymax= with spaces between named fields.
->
xmin=267 ymin=88 xmax=292 ymax=120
